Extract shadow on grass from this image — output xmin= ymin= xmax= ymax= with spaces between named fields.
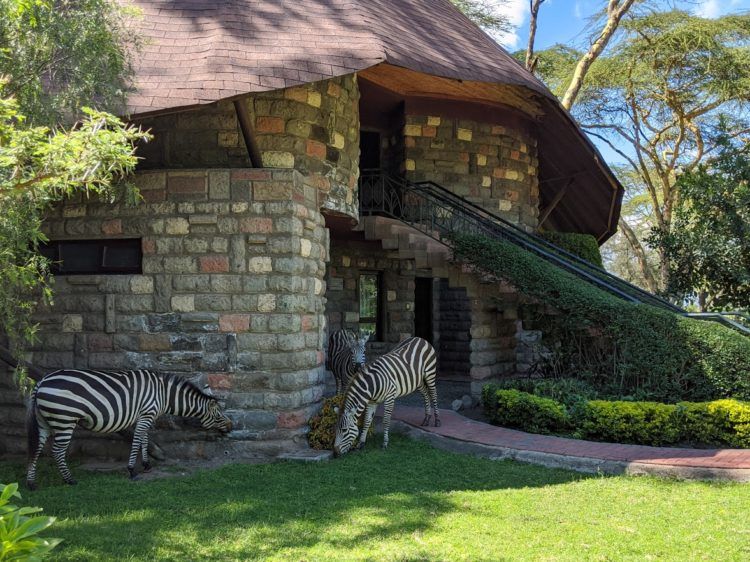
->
xmin=0 ymin=433 xmax=594 ymax=561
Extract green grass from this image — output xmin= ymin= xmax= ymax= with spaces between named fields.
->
xmin=2 ymin=435 xmax=749 ymax=561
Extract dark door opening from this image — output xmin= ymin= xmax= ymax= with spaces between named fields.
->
xmin=414 ymin=277 xmax=433 ymax=343
xmin=360 ymin=130 xmax=381 ymax=171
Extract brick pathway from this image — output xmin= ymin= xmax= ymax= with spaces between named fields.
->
xmin=393 ymin=405 xmax=750 ymax=471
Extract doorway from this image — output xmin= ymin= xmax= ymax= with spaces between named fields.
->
xmin=414 ymin=277 xmax=433 ymax=343
xmin=360 ymin=130 xmax=381 ymax=171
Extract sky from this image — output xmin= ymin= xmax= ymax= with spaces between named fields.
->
xmin=488 ymin=0 xmax=750 ymax=163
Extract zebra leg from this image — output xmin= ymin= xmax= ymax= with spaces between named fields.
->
xmin=51 ymin=429 xmax=77 ymax=485
xmin=128 ymin=418 xmax=153 ymax=479
xmin=381 ymin=396 xmax=396 ymax=449
xmin=356 ymin=404 xmax=377 ymax=450
xmin=26 ymin=427 xmax=50 ymax=491
xmin=418 ymin=384 xmax=432 ymax=426
xmin=428 ymin=380 xmax=440 ymax=427
xmin=140 ymin=432 xmax=151 ymax=472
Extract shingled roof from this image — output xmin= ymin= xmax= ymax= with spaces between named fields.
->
xmin=123 ymin=0 xmax=623 ymax=241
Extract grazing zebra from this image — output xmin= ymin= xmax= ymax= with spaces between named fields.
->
xmin=333 ymin=337 xmax=439 ymax=456
xmin=326 ymin=329 xmax=369 ymax=395
xmin=26 ymin=369 xmax=232 ymax=489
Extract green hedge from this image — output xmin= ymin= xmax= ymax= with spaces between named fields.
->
xmin=492 ymin=377 xmax=599 ymax=408
xmin=453 ymin=233 xmax=750 ymax=402
xmin=481 ymin=388 xmax=570 ymax=434
xmin=573 ymin=400 xmax=680 ymax=446
xmin=540 ymin=231 xmax=604 ymax=268
xmin=482 ymin=386 xmax=750 ymax=448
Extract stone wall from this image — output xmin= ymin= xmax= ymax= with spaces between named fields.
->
xmin=438 ymin=280 xmax=471 ymax=378
xmin=402 ymin=115 xmax=539 ymax=229
xmin=325 ymin=241 xmax=415 ymax=358
xmin=0 ymin=168 xmax=331 ymax=460
xmin=135 ymin=75 xmax=360 ymax=221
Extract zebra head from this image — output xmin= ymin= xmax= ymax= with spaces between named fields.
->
xmin=199 ymin=398 xmax=233 ymax=433
xmin=347 ymin=333 xmax=370 ymax=368
xmin=333 ymin=406 xmax=359 ymax=457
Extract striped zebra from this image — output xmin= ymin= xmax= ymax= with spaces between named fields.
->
xmin=333 ymin=337 xmax=439 ymax=456
xmin=26 ymin=369 xmax=232 ymax=489
xmin=326 ymin=329 xmax=368 ymax=395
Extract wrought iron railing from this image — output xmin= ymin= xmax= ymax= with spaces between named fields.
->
xmin=358 ymin=171 xmax=750 ymax=336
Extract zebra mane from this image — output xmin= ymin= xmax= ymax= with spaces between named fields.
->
xmin=162 ymin=373 xmax=216 ymax=401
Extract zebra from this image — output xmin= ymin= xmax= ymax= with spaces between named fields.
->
xmin=326 ymin=329 xmax=369 ymax=395
xmin=333 ymin=336 xmax=439 ymax=456
xmin=26 ymin=369 xmax=232 ymax=489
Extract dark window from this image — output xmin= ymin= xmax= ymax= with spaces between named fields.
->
xmin=359 ymin=130 xmax=381 ymax=171
xmin=359 ymin=272 xmax=384 ymax=340
xmin=40 ymin=239 xmax=142 ymax=275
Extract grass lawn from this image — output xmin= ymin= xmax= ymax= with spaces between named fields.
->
xmin=1 ymin=434 xmax=749 ymax=561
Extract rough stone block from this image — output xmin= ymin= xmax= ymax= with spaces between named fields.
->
xmin=256 ymin=116 xmax=285 ymax=134
xmin=248 ymin=257 xmax=273 ymax=273
xmin=165 ymin=218 xmax=190 ymax=235
xmin=62 ymin=315 xmax=83 ymax=332
xmin=253 ymin=180 xmax=293 ymax=200
xmin=171 ymin=295 xmax=195 ymax=313
xmin=199 ymin=255 xmax=230 ymax=273
xmin=219 ymin=314 xmax=251 ymax=333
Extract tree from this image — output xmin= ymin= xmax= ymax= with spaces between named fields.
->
xmin=451 ymin=0 xmax=512 ymax=35
xmin=648 ymin=134 xmax=750 ymax=310
xmin=535 ymin=11 xmax=750 ymax=293
xmin=0 ymin=0 xmax=148 ymax=377
xmin=0 ymin=0 xmax=138 ymax=126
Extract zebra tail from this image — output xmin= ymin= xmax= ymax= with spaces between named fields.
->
xmin=26 ymin=387 xmax=40 ymax=462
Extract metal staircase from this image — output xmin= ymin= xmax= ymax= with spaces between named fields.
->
xmin=358 ymin=171 xmax=750 ymax=336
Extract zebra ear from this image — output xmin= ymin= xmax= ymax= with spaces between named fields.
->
xmin=203 ymin=384 xmax=214 ymax=397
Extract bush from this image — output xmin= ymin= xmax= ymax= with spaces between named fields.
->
xmin=0 ymin=482 xmax=61 ymax=560
xmin=494 ymin=377 xmax=599 ymax=408
xmin=540 ymin=231 xmax=604 ymax=268
xmin=307 ymin=395 xmax=374 ymax=450
xmin=482 ymin=387 xmax=570 ymax=434
xmin=453 ymin=233 xmax=750 ymax=402
xmin=572 ymin=400 xmax=681 ymax=446
xmin=677 ymin=399 xmax=750 ymax=448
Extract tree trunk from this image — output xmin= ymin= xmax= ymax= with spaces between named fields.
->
xmin=618 ymin=218 xmax=659 ymax=293
xmin=525 ymin=0 xmax=544 ymax=71
xmin=561 ymin=0 xmax=637 ymax=110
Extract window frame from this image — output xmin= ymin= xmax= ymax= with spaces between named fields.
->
xmin=358 ymin=271 xmax=384 ymax=341
xmin=40 ymin=238 xmax=143 ymax=275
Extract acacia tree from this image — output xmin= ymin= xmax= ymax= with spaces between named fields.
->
xmin=0 ymin=0 xmax=148 ymax=373
xmin=648 ymin=135 xmax=750 ymax=310
xmin=451 ymin=0 xmax=512 ymax=35
xmin=535 ymin=11 xmax=750 ymax=294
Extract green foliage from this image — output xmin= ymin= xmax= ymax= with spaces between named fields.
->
xmin=540 ymin=231 xmax=603 ymax=267
xmin=453 ymin=232 xmax=750 ymax=402
xmin=677 ymin=399 xmax=750 ymax=448
xmin=492 ymin=377 xmax=599 ymax=408
xmin=573 ymin=400 xmax=680 ymax=446
xmin=0 ymin=0 xmax=139 ymax=126
xmin=307 ymin=395 xmax=374 ymax=450
xmin=0 ymin=97 xmax=149 ymax=366
xmin=648 ymin=134 xmax=750 ymax=310
xmin=481 ymin=387 xmax=570 ymax=434
xmin=0 ymin=482 xmax=60 ymax=561
xmin=450 ymin=0 xmax=511 ymax=35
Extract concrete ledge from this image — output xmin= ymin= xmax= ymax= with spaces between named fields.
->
xmin=392 ymin=420 xmax=750 ymax=482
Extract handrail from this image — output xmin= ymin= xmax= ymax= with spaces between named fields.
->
xmin=358 ymin=171 xmax=682 ymax=312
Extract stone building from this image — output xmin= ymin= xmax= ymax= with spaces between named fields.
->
xmin=0 ymin=0 xmax=622 ymax=460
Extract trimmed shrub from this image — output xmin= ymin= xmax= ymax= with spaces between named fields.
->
xmin=677 ymin=399 xmax=750 ymax=448
xmin=494 ymin=377 xmax=599 ymax=408
xmin=572 ymin=400 xmax=681 ymax=446
xmin=0 ymin=482 xmax=61 ymax=559
xmin=482 ymin=387 xmax=570 ymax=434
xmin=453 ymin=233 xmax=750 ymax=402
xmin=307 ymin=395 xmax=374 ymax=450
xmin=540 ymin=231 xmax=604 ymax=268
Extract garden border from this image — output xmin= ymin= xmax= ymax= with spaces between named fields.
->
xmin=391 ymin=406 xmax=750 ymax=482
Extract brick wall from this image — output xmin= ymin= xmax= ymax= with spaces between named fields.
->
xmin=402 ymin=115 xmax=539 ymax=229
xmin=135 ymin=75 xmax=360 ymax=220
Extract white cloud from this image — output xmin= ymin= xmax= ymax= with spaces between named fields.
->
xmin=490 ymin=0 xmax=528 ymax=49
xmin=696 ymin=0 xmax=743 ymax=19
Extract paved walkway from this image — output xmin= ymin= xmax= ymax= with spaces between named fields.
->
xmin=392 ymin=405 xmax=750 ymax=481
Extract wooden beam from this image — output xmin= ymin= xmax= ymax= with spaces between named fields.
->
xmin=233 ymin=99 xmax=263 ymax=168
xmin=538 ymin=178 xmax=572 ymax=228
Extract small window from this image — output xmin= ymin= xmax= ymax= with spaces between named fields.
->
xmin=40 ymin=239 xmax=142 ymax=275
xmin=359 ymin=272 xmax=383 ymax=340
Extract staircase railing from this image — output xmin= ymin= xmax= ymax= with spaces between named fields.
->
xmin=358 ymin=171 xmax=750 ymax=336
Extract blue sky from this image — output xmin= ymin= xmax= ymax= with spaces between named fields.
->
xmin=490 ymin=0 xmax=750 ymax=164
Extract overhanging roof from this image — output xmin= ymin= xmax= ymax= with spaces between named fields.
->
xmin=122 ymin=0 xmax=623 ymax=241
